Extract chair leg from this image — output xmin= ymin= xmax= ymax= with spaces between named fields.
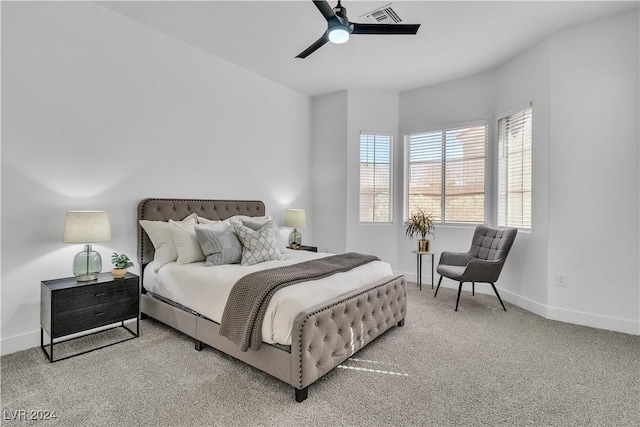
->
xmin=472 ymin=282 xmax=475 ymax=296
xmin=455 ymin=282 xmax=463 ymax=311
xmin=490 ymin=283 xmax=507 ymax=311
xmin=434 ymin=275 xmax=443 ymax=298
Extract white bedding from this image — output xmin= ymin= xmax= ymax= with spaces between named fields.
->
xmin=143 ymin=249 xmax=394 ymax=346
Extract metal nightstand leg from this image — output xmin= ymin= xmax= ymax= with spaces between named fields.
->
xmin=41 ymin=328 xmax=53 ymax=363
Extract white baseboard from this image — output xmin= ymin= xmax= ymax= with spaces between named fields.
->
xmin=396 ymin=270 xmax=639 ymax=335
xmin=1 ymin=320 xmax=139 ymax=356
xmin=497 ymin=287 xmax=548 ymax=318
xmin=546 ymin=306 xmax=639 ymax=335
xmin=1 ymin=330 xmax=40 ymax=356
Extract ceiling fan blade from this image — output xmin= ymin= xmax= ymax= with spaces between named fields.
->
xmin=313 ymin=0 xmax=336 ymax=21
xmin=351 ymin=23 xmax=421 ymax=35
xmin=296 ymin=32 xmax=330 ymax=58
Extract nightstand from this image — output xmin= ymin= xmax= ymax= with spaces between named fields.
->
xmin=288 ymin=245 xmax=318 ymax=252
xmin=40 ymin=272 xmax=139 ymax=362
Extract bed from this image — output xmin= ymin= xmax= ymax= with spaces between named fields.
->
xmin=137 ymin=198 xmax=407 ymax=402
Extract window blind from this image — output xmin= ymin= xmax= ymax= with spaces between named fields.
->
xmin=405 ymin=124 xmax=486 ymax=223
xmin=360 ymin=132 xmax=392 ymax=222
xmin=498 ymin=107 xmax=532 ymax=229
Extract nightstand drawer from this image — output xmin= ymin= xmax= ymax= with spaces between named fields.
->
xmin=53 ymin=300 xmax=138 ymax=337
xmin=54 ymin=307 xmax=86 ymax=337
xmin=121 ymin=297 xmax=139 ymax=318
xmin=54 ymin=281 xmax=126 ymax=312
xmin=53 ymin=287 xmax=86 ymax=312
xmin=86 ymin=301 xmax=127 ymax=329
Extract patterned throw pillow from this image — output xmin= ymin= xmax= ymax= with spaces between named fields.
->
xmin=232 ymin=216 xmax=287 ymax=250
xmin=234 ymin=220 xmax=281 ymax=266
xmin=195 ymin=223 xmax=243 ymax=266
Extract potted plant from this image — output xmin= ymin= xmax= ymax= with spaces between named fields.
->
xmin=404 ymin=207 xmax=435 ymax=252
xmin=111 ymin=253 xmax=134 ymax=278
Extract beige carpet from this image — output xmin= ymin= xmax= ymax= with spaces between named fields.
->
xmin=2 ymin=284 xmax=639 ymax=426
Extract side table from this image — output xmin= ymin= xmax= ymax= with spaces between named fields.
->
xmin=40 ymin=272 xmax=139 ymax=362
xmin=287 ymin=245 xmax=318 ymax=252
xmin=412 ymin=251 xmax=435 ymax=291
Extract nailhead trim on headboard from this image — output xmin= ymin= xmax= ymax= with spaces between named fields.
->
xmin=137 ymin=198 xmax=266 ymax=268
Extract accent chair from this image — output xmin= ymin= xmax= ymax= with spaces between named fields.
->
xmin=435 ymin=225 xmax=517 ymax=311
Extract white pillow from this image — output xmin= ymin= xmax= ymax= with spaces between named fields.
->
xmin=198 ymin=216 xmax=233 ymax=225
xmin=197 ymin=216 xmax=219 ymax=224
xmin=139 ymin=213 xmax=197 ymax=272
xmin=170 ymin=219 xmax=205 ymax=264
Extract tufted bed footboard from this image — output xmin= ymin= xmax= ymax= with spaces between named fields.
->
xmin=291 ymin=274 xmax=407 ymax=401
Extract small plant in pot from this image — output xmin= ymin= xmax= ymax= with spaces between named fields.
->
xmin=404 ymin=207 xmax=435 ymax=252
xmin=111 ymin=253 xmax=134 ymax=278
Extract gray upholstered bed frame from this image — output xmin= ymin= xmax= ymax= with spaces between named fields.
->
xmin=137 ymin=198 xmax=407 ymax=402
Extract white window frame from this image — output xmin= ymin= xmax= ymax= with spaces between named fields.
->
xmin=497 ymin=105 xmax=532 ymax=230
xmin=359 ymin=131 xmax=393 ymax=224
xmin=404 ymin=120 xmax=487 ymax=225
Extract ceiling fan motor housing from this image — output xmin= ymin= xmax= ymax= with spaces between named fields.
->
xmin=333 ymin=2 xmax=349 ymax=27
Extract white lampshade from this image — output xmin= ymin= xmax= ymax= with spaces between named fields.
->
xmin=63 ymin=211 xmax=111 ymax=243
xmin=63 ymin=211 xmax=111 ymax=281
xmin=284 ymin=209 xmax=306 ymax=229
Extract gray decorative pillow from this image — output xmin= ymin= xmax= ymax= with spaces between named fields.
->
xmin=195 ymin=223 xmax=243 ymax=266
xmin=234 ymin=220 xmax=281 ymax=266
xmin=241 ymin=218 xmax=270 ymax=230
xmin=237 ymin=217 xmax=286 ymax=250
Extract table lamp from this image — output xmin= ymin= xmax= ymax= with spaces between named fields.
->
xmin=284 ymin=209 xmax=306 ymax=247
xmin=63 ymin=211 xmax=111 ymax=281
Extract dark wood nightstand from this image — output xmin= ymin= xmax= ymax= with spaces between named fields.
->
xmin=40 ymin=272 xmax=139 ymax=362
xmin=287 ymin=245 xmax=318 ymax=252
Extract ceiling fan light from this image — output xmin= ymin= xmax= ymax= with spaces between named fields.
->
xmin=328 ymin=26 xmax=350 ymax=44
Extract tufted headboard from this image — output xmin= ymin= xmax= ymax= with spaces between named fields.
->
xmin=137 ymin=198 xmax=266 ymax=267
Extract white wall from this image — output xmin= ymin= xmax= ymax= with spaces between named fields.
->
xmin=494 ymin=39 xmax=551 ymax=313
xmin=311 ymin=91 xmax=348 ymax=254
xmin=1 ymin=2 xmax=313 ymax=354
xmin=399 ymin=10 xmax=638 ymax=333
xmin=546 ymin=11 xmax=639 ymax=332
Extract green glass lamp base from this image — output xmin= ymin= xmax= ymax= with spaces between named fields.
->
xmin=288 ymin=229 xmax=302 ymax=246
xmin=73 ymin=244 xmax=102 ymax=282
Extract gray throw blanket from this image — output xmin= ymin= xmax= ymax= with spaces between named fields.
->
xmin=219 ymin=252 xmax=380 ymax=352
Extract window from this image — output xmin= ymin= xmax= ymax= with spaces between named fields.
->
xmin=359 ymin=132 xmax=392 ymax=223
xmin=498 ymin=107 xmax=532 ymax=229
xmin=405 ymin=123 xmax=486 ymax=223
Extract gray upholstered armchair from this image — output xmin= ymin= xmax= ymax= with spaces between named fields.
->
xmin=435 ymin=225 xmax=517 ymax=311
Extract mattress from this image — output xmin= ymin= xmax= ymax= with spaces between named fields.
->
xmin=143 ymin=249 xmax=394 ymax=346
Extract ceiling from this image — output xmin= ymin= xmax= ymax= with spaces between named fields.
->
xmin=100 ymin=1 xmax=639 ymax=96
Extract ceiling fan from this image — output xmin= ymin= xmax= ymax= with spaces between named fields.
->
xmin=296 ymin=0 xmax=420 ymax=58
